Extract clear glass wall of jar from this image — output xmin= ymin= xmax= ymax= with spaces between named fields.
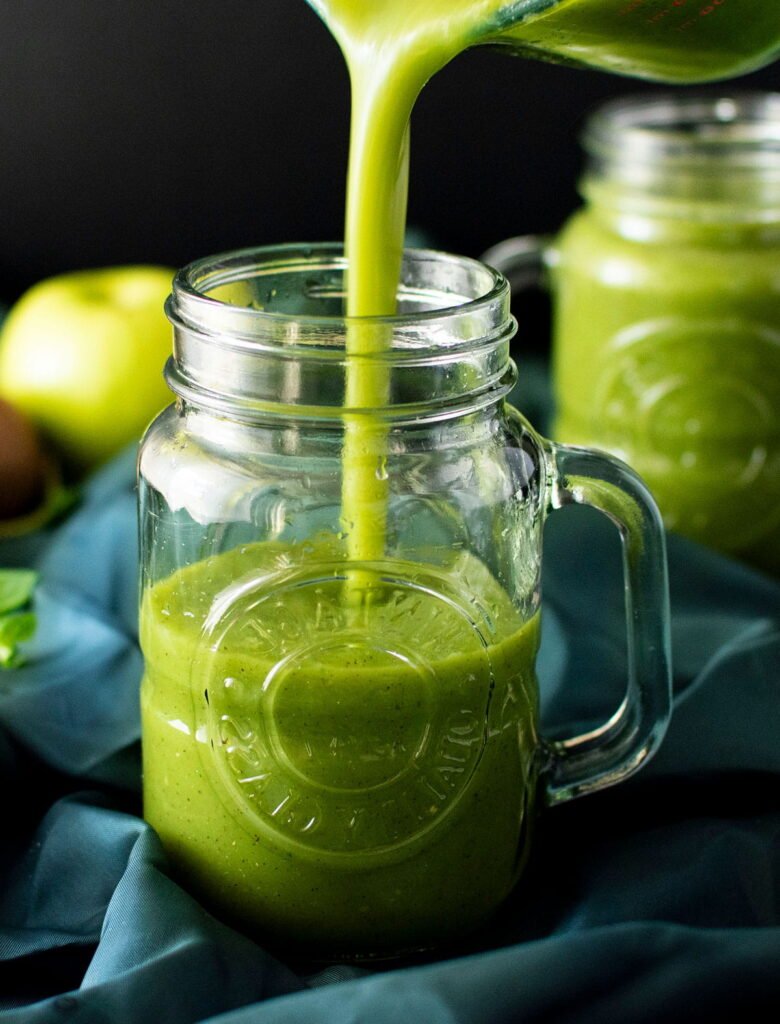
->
xmin=552 ymin=93 xmax=780 ymax=574
xmin=138 ymin=245 xmax=671 ymax=960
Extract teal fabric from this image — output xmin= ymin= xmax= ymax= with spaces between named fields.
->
xmin=0 ymin=436 xmax=778 ymax=1022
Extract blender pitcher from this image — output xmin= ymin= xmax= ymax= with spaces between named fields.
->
xmin=485 ymin=0 xmax=780 ymax=83
xmin=307 ymin=0 xmax=780 ymax=85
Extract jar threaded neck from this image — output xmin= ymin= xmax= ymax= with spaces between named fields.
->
xmin=165 ymin=245 xmax=517 ymax=422
xmin=581 ymin=92 xmax=780 ymax=223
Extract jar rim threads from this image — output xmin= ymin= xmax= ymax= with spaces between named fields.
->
xmin=164 ymin=245 xmax=517 ymax=420
xmin=581 ymin=92 xmax=780 ymax=220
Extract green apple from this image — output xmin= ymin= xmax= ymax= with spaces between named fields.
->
xmin=0 ymin=266 xmax=175 ymax=471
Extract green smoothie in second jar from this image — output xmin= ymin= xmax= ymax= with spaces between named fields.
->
xmin=141 ymin=540 xmax=539 ymax=956
xmin=552 ymin=97 xmax=780 ymax=571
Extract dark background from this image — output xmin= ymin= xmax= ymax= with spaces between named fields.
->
xmin=0 ymin=0 xmax=778 ymax=303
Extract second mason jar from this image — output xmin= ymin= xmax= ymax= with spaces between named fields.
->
xmin=552 ymin=93 xmax=780 ymax=574
xmin=138 ymin=245 xmax=670 ymax=960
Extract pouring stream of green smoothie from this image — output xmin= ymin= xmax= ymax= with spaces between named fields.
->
xmin=322 ymin=2 xmax=513 ymax=575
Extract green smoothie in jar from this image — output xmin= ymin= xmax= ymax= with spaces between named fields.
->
xmin=553 ymin=94 xmax=780 ymax=572
xmin=142 ymin=539 xmax=540 ymax=957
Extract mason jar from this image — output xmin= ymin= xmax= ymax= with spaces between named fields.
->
xmin=552 ymin=93 xmax=780 ymax=574
xmin=138 ymin=244 xmax=671 ymax=960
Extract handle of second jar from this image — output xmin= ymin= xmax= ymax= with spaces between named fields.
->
xmin=541 ymin=441 xmax=673 ymax=805
xmin=481 ymin=235 xmax=554 ymax=293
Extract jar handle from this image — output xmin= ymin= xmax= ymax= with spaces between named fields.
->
xmin=541 ymin=441 xmax=673 ymax=805
xmin=481 ymin=235 xmax=554 ymax=293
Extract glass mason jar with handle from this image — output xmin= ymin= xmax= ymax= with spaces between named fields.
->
xmin=485 ymin=92 xmax=780 ymax=575
xmin=138 ymin=244 xmax=671 ymax=961
xmin=556 ymin=93 xmax=780 ymax=573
